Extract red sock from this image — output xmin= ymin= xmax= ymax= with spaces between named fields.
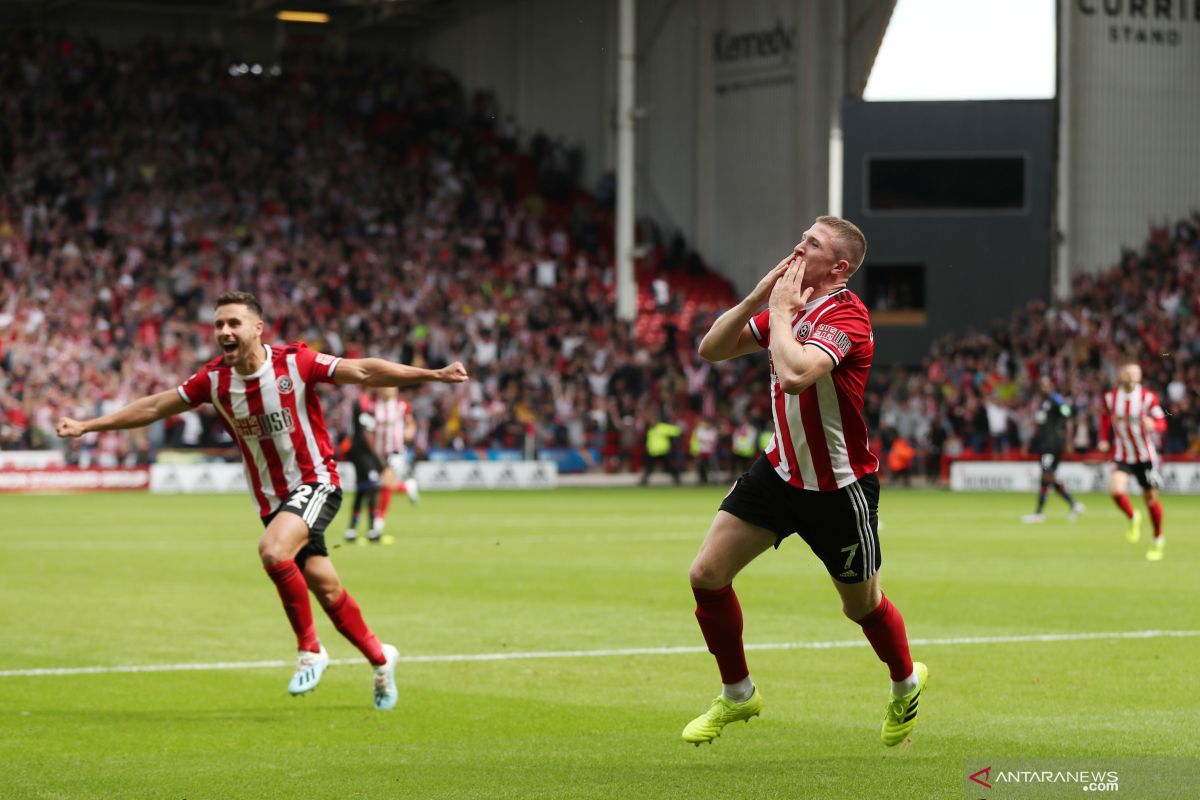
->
xmin=395 ymin=481 xmax=408 ymax=495
xmin=693 ymin=584 xmax=749 ymax=684
xmin=1112 ymin=493 xmax=1134 ymax=519
xmin=378 ymin=486 xmax=393 ymax=518
xmin=856 ymin=593 xmax=914 ymax=682
xmin=325 ymin=590 xmax=386 ymax=665
xmin=264 ymin=561 xmax=319 ymax=652
xmin=1147 ymin=500 xmax=1163 ymax=539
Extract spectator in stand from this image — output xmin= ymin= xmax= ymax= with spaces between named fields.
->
xmin=689 ymin=416 xmax=720 ymax=485
xmin=640 ymin=410 xmax=682 ymax=486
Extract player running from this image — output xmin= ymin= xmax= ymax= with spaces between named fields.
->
xmin=1021 ymin=376 xmax=1085 ymax=523
xmin=371 ymin=386 xmax=420 ymax=537
xmin=57 ymin=291 xmax=469 ymax=708
xmin=684 ymin=216 xmax=926 ymax=747
xmin=1099 ymin=362 xmax=1167 ymax=560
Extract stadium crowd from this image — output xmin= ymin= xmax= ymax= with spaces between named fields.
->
xmin=1 ymin=34 xmax=1197 ymax=480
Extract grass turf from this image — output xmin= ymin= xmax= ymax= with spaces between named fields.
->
xmin=1 ymin=487 xmax=1196 ymax=799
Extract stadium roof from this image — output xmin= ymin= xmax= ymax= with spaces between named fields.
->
xmin=0 ymin=0 xmax=458 ymax=31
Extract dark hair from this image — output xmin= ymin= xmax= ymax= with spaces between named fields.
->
xmin=215 ymin=291 xmax=263 ymax=317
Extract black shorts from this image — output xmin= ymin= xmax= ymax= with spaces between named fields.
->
xmin=1038 ymin=452 xmax=1061 ymax=474
xmin=349 ymin=449 xmax=383 ymax=490
xmin=261 ymin=483 xmax=343 ymax=570
xmin=1116 ymin=461 xmax=1163 ymax=491
xmin=719 ymin=456 xmax=881 ymax=584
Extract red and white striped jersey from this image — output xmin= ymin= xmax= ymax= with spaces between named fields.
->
xmin=177 ymin=343 xmax=342 ymax=516
xmin=372 ymin=395 xmax=411 ymax=456
xmin=1101 ymin=384 xmax=1164 ymax=464
xmin=749 ymin=288 xmax=879 ymax=491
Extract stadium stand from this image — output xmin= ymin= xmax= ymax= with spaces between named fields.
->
xmin=0 ymin=34 xmax=1196 ymax=480
xmin=0 ymin=34 xmax=744 ymax=470
xmin=873 ymin=213 xmax=1200 ymax=479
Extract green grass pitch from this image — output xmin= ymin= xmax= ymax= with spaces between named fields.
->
xmin=1 ymin=487 xmax=1196 ymax=799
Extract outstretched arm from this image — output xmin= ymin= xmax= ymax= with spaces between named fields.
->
xmin=698 ymin=254 xmax=794 ymax=362
xmin=57 ymin=389 xmax=190 ymax=438
xmin=334 ymin=358 xmax=469 ymax=388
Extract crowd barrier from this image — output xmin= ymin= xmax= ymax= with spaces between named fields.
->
xmin=146 ymin=461 xmax=558 ymax=493
xmin=948 ymin=459 xmax=1200 ymax=495
xmin=0 ymin=467 xmax=150 ymax=492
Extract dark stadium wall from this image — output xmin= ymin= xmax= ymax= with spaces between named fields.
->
xmin=37 ymin=6 xmax=279 ymax=63
xmin=841 ymin=99 xmax=1056 ymax=366
xmin=1059 ymin=0 xmax=1200 ymax=289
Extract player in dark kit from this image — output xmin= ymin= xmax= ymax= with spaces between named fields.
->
xmin=1021 ymin=376 xmax=1085 ymax=523
xmin=345 ymin=389 xmax=386 ymax=545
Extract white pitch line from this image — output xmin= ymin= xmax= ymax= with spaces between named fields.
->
xmin=2 ymin=629 xmax=1197 ymax=678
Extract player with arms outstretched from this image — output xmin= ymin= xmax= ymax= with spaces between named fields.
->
xmin=1099 ymin=362 xmax=1167 ymax=560
xmin=683 ymin=216 xmax=926 ymax=747
xmin=57 ymin=291 xmax=469 ymax=708
xmin=1021 ymin=376 xmax=1085 ymax=523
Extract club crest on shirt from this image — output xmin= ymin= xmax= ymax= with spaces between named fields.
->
xmin=276 ymin=375 xmax=294 ymax=395
xmin=796 ymin=322 xmax=811 ymax=340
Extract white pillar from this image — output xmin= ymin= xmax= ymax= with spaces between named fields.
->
xmin=1054 ymin=0 xmax=1071 ymax=301
xmin=615 ymin=0 xmax=637 ymax=322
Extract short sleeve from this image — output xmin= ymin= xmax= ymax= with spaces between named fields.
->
xmin=748 ymin=309 xmax=771 ymax=348
xmin=805 ymin=302 xmax=871 ymax=367
xmin=294 ymin=343 xmax=342 ymax=384
xmin=177 ymin=369 xmax=212 ymax=407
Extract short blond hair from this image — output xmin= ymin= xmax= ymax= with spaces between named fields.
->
xmin=816 ymin=215 xmax=867 ymax=274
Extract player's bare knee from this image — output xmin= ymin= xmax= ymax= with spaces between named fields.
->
xmin=258 ymin=539 xmax=289 ymax=566
xmin=688 ymin=559 xmax=729 ymax=590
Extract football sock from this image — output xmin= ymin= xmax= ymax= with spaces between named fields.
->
xmin=891 ymin=668 xmax=920 ymax=697
xmin=693 ymin=584 xmax=750 ymax=685
xmin=325 ymin=590 xmax=386 ymax=665
xmin=264 ymin=560 xmax=320 ymax=652
xmin=722 ymin=676 xmax=755 ymax=703
xmin=378 ymin=486 xmax=393 ymax=518
xmin=1147 ymin=500 xmax=1163 ymax=539
xmin=1036 ymin=485 xmax=1048 ymax=513
xmin=1112 ymin=493 xmax=1135 ymax=519
xmin=1055 ymin=482 xmax=1076 ymax=506
xmin=856 ymin=593 xmax=914 ymax=684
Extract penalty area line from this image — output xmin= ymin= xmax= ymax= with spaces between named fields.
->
xmin=2 ymin=629 xmax=1197 ymax=678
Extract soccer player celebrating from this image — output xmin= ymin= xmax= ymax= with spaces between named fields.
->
xmin=1021 ymin=376 xmax=1085 ymax=523
xmin=684 ymin=217 xmax=926 ymax=747
xmin=1099 ymin=362 xmax=1167 ymax=560
xmin=56 ymin=291 xmax=469 ymax=709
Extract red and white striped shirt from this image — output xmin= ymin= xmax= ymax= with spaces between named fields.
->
xmin=1101 ymin=384 xmax=1164 ymax=464
xmin=749 ymin=289 xmax=879 ymax=491
xmin=372 ymin=396 xmax=411 ymax=456
xmin=177 ymin=343 xmax=342 ymax=516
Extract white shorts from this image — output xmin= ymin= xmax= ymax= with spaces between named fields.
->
xmin=386 ymin=452 xmax=410 ymax=474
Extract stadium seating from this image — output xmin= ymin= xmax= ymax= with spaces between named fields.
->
xmin=0 ymin=34 xmax=1195 ymax=477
